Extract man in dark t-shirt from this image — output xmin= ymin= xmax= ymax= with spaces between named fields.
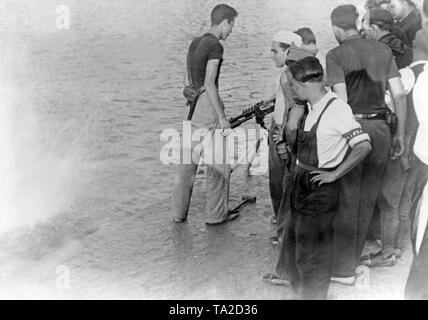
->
xmin=327 ymin=35 xmax=399 ymax=114
xmin=172 ymin=4 xmax=239 ymax=226
xmin=187 ymin=33 xmax=223 ymax=91
xmin=326 ymin=5 xmax=407 ymax=285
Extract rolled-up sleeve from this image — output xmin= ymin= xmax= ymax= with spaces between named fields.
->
xmin=329 ymin=101 xmax=371 ymax=148
xmin=345 ymin=128 xmax=371 ymax=148
xmin=326 ymin=50 xmax=345 ymax=87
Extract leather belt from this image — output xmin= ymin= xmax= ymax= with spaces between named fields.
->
xmin=354 ymin=113 xmax=386 ymax=120
xmin=297 ymin=161 xmax=336 ymax=172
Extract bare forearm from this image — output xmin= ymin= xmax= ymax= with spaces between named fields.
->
xmin=286 ymin=127 xmax=297 ymax=149
xmin=205 ymin=84 xmax=226 ymax=120
xmin=332 ymin=141 xmax=372 ymax=179
xmin=285 ymin=107 xmax=305 ymax=150
xmin=392 ymin=93 xmax=407 ymax=137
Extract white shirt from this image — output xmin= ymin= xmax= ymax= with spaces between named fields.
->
xmin=414 ymin=62 xmax=428 ymax=165
xmin=272 ymin=67 xmax=287 ymax=125
xmin=303 ymin=90 xmax=370 ymax=168
xmin=413 ymin=62 xmax=428 ymax=255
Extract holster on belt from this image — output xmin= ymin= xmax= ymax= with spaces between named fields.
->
xmin=385 ymin=110 xmax=398 ymax=136
xmin=354 ymin=111 xmax=397 ymax=136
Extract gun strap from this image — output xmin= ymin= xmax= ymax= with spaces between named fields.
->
xmin=186 ymin=48 xmax=205 ymax=121
xmin=186 ymin=51 xmax=195 ymax=121
xmin=187 ymin=99 xmax=198 ymax=121
xmin=187 ymin=52 xmax=193 ymax=88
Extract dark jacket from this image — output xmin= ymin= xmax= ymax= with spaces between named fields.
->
xmin=378 ymin=33 xmax=413 ymax=69
xmin=391 ymin=24 xmax=409 ymax=45
xmin=396 ymin=8 xmax=422 ymax=47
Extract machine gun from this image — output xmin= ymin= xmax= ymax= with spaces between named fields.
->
xmin=229 ymin=98 xmax=276 ymax=129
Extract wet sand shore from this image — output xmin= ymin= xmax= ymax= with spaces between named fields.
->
xmin=0 ymin=165 xmax=412 ymax=300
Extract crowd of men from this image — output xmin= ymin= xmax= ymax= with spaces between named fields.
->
xmin=172 ymin=0 xmax=428 ymax=300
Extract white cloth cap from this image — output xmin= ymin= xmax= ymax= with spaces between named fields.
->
xmin=272 ymin=31 xmax=302 ymax=47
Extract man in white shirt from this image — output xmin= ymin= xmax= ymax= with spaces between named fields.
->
xmin=405 ymin=14 xmax=428 ymax=299
xmin=267 ymin=31 xmax=307 ymax=246
xmin=285 ymin=57 xmax=372 ymax=300
xmin=264 ymin=30 xmax=319 ymax=286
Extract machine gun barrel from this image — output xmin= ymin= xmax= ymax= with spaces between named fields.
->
xmin=229 ymin=98 xmax=275 ymax=129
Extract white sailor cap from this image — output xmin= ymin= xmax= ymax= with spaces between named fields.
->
xmin=272 ymin=31 xmax=302 ymax=47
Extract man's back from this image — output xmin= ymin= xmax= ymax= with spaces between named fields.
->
xmin=187 ymin=33 xmax=224 ymax=91
xmin=327 ymin=35 xmax=399 ymax=114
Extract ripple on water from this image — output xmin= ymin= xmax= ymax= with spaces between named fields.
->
xmin=110 ymin=98 xmax=132 ymax=103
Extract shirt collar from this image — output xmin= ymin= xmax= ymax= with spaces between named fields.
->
xmin=203 ymin=32 xmax=219 ymax=41
xmin=309 ymin=90 xmax=336 ymax=112
xmin=343 ymin=33 xmax=364 ymax=43
xmin=399 ymin=8 xmax=417 ymax=24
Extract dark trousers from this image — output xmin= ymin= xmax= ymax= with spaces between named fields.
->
xmin=406 ymin=200 xmax=428 ymax=300
xmin=286 ymin=167 xmax=340 ymax=300
xmin=274 ymin=157 xmax=295 ymax=278
xmin=333 ymin=120 xmax=391 ymax=277
xmin=378 ymin=158 xmax=428 ymax=256
xmin=268 ymin=125 xmax=291 ymax=240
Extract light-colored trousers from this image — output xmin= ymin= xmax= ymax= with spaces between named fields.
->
xmin=172 ymin=93 xmax=231 ymax=224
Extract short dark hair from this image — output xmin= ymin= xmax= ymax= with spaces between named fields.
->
xmin=211 ymin=4 xmax=238 ymax=26
xmin=366 ymin=0 xmax=392 ymax=8
xmin=331 ymin=5 xmax=358 ymax=30
xmin=295 ymin=28 xmax=317 ymax=45
xmin=288 ymin=57 xmax=324 ymax=83
xmin=365 ymin=0 xmax=380 ymax=9
xmin=424 ymin=0 xmax=428 ymax=16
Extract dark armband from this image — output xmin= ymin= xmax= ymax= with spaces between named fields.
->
xmin=343 ymin=128 xmax=365 ymax=142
